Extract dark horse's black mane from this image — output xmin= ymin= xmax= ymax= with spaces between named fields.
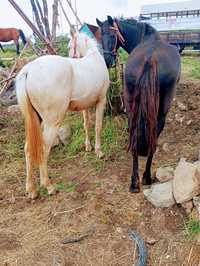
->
xmin=117 ymin=17 xmax=160 ymax=41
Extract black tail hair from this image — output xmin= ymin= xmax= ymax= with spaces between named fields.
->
xmin=19 ymin=29 xmax=27 ymax=46
xmin=128 ymin=57 xmax=159 ymax=156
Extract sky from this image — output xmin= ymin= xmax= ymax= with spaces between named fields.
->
xmin=0 ymin=0 xmax=186 ymax=36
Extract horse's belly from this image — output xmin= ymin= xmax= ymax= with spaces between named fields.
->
xmin=68 ymin=98 xmax=99 ymax=111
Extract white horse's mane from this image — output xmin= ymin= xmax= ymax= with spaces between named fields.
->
xmin=76 ymin=32 xmax=98 ymax=50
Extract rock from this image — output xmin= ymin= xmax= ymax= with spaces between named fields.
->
xmin=181 ymin=200 xmax=193 ymax=214
xmin=58 ymin=124 xmax=71 ymax=146
xmin=193 ymin=161 xmax=200 ymax=173
xmin=173 ymin=158 xmax=200 ymax=203
xmin=162 ymin=143 xmax=170 ymax=152
xmin=156 ymin=167 xmax=174 ymax=183
xmin=143 ymin=180 xmax=175 ymax=208
xmin=7 ymin=104 xmax=21 ymax=115
xmin=193 ymin=196 xmax=200 ymax=221
xmin=177 ymin=101 xmax=187 ymax=111
xmin=186 ymin=120 xmax=192 ymax=126
xmin=145 ymin=237 xmax=158 ymax=245
xmin=175 ymin=113 xmax=184 ymax=123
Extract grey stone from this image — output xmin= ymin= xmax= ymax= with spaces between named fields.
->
xmin=143 ymin=180 xmax=175 ymax=208
xmin=173 ymin=159 xmax=200 ymax=203
xmin=7 ymin=104 xmax=21 ymax=115
xmin=156 ymin=166 xmax=174 ymax=183
xmin=181 ymin=200 xmax=194 ymax=214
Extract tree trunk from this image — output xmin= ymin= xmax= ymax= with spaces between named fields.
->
xmin=42 ymin=0 xmax=51 ymax=40
xmin=30 ymin=0 xmax=45 ymax=36
xmin=35 ymin=0 xmax=44 ymax=23
xmin=52 ymin=0 xmax=59 ymax=42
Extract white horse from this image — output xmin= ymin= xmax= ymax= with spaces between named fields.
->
xmin=16 ymin=32 xmax=109 ymax=199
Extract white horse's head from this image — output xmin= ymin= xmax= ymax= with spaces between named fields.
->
xmin=69 ymin=32 xmax=98 ymax=58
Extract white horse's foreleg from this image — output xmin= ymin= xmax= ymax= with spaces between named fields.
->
xmin=39 ymin=124 xmax=59 ymax=195
xmin=24 ymin=142 xmax=38 ymax=199
xmin=95 ymin=97 xmax=106 ymax=158
xmin=83 ymin=110 xmax=92 ymax=152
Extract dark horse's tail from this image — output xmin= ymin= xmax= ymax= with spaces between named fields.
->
xmin=128 ymin=57 xmax=159 ymax=156
xmin=19 ymin=29 xmax=27 ymax=46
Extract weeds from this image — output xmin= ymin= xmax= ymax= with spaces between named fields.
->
xmin=55 ymin=182 xmax=77 ymax=193
xmin=181 ymin=56 xmax=200 ymax=80
xmin=184 ymin=217 xmax=200 ymax=240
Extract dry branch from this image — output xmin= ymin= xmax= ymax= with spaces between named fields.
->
xmin=0 ymin=41 xmax=29 ymax=94
xmin=42 ymin=0 xmax=51 ymax=40
xmin=61 ymin=226 xmax=95 ymax=244
xmin=52 ymin=0 xmax=59 ymax=42
xmin=30 ymin=0 xmax=45 ymax=36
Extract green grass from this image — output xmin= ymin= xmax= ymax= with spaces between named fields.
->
xmin=55 ymin=182 xmax=77 ymax=193
xmin=181 ymin=56 xmax=200 ymax=80
xmin=50 ymin=113 xmax=128 ymax=171
xmin=184 ymin=217 xmax=200 ymax=240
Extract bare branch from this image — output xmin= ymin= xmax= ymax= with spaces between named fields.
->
xmin=30 ymin=0 xmax=45 ymax=36
xmin=52 ymin=0 xmax=59 ymax=42
xmin=35 ymin=0 xmax=45 ymax=23
xmin=42 ymin=0 xmax=52 ymax=40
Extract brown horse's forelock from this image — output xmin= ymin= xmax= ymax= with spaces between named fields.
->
xmin=128 ymin=57 xmax=159 ymax=156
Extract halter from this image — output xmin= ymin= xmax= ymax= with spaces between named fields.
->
xmin=103 ymin=19 xmax=125 ymax=56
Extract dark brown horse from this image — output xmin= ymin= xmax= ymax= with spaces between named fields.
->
xmin=0 ymin=28 xmax=27 ymax=54
xmin=96 ymin=16 xmax=181 ymax=192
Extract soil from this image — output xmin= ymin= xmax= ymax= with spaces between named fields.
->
xmin=0 ymin=79 xmax=200 ymax=266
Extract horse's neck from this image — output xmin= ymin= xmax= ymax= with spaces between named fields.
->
xmin=119 ymin=20 xmax=158 ymax=54
xmin=85 ymin=44 xmax=99 ymax=57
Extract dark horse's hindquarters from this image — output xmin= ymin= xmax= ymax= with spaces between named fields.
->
xmin=97 ymin=16 xmax=181 ymax=192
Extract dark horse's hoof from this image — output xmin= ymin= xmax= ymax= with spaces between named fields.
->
xmin=129 ymin=185 xmax=140 ymax=193
xmin=142 ymin=178 xmax=152 ymax=186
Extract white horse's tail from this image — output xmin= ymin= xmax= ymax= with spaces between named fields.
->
xmin=16 ymin=71 xmax=43 ymax=165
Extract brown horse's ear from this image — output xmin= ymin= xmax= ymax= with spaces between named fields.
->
xmin=107 ymin=16 xmax=114 ymax=26
xmin=96 ymin=18 xmax=103 ymax=27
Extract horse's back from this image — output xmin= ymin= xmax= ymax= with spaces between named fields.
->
xmin=124 ymin=39 xmax=181 ymax=156
xmin=0 ymin=28 xmax=19 ymax=42
xmin=125 ymin=39 xmax=180 ymax=90
xmin=17 ymin=55 xmax=73 ymax=123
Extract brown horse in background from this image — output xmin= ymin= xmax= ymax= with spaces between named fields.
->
xmin=0 ymin=28 xmax=27 ymax=55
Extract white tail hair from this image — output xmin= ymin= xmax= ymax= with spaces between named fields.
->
xmin=16 ymin=70 xmax=43 ymax=165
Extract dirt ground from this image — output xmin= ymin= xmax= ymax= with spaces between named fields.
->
xmin=0 ymin=79 xmax=200 ymax=266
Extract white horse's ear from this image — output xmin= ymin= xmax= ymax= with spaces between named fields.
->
xmin=107 ymin=15 xmax=114 ymax=26
xmin=96 ymin=18 xmax=103 ymax=27
xmin=70 ymin=26 xmax=76 ymax=38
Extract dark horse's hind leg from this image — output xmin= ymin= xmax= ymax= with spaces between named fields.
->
xmin=142 ymin=153 xmax=153 ymax=185
xmin=142 ymin=94 xmax=172 ymax=186
xmin=130 ymin=155 xmax=140 ymax=193
xmin=142 ymin=116 xmax=167 ymax=186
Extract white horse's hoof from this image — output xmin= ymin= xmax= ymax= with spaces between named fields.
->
xmin=26 ymin=189 xmax=38 ymax=200
xmin=85 ymin=143 xmax=92 ymax=152
xmin=47 ymin=184 xmax=56 ymax=195
xmin=96 ymin=150 xmax=104 ymax=158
